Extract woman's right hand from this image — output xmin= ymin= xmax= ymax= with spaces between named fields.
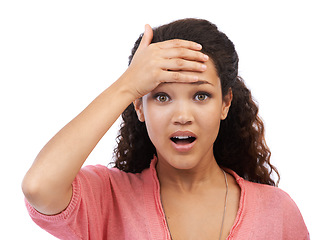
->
xmin=121 ymin=24 xmax=209 ymax=100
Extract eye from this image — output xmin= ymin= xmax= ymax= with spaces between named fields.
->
xmin=194 ymin=92 xmax=211 ymax=101
xmin=154 ymin=93 xmax=170 ymax=103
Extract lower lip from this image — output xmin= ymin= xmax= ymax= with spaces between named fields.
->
xmin=171 ymin=140 xmax=196 ymax=153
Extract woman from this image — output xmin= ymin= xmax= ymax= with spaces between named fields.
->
xmin=22 ymin=18 xmax=309 ymax=239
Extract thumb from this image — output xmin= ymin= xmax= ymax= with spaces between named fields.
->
xmin=139 ymin=24 xmax=153 ymax=49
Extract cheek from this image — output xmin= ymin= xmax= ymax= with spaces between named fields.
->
xmin=204 ymin=115 xmax=221 ymax=133
xmin=143 ymin=106 xmax=169 ymax=144
xmin=197 ymin=105 xmax=222 ymax=138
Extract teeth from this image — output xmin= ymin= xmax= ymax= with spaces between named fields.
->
xmin=173 ymin=136 xmax=191 ymax=140
xmin=171 ymin=135 xmax=196 ymax=144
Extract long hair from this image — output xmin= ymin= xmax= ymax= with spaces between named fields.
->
xmin=113 ymin=18 xmax=279 ymax=186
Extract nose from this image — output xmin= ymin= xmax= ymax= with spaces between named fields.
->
xmin=172 ymin=101 xmax=194 ymax=125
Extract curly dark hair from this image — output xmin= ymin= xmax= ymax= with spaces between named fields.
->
xmin=113 ymin=18 xmax=280 ymax=186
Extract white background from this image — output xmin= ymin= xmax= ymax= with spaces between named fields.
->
xmin=1 ymin=0 xmax=328 ymax=239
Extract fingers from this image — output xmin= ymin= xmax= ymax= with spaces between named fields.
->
xmin=156 ymin=39 xmax=209 ymax=69
xmin=157 ymin=38 xmax=202 ymax=51
xmin=162 ymin=48 xmax=209 ymax=63
xmin=137 ymin=26 xmax=207 ymax=65
xmin=153 ymin=39 xmax=209 ymax=82
xmin=160 ymin=71 xmax=199 ymax=84
xmin=160 ymin=58 xmax=207 ymax=72
xmin=142 ymin=68 xmax=199 ymax=84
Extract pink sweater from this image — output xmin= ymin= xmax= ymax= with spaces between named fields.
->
xmin=25 ymin=158 xmax=309 ymax=239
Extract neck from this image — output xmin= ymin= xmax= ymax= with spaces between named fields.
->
xmin=156 ymin=155 xmax=224 ymax=193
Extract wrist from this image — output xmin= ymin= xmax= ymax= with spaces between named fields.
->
xmin=115 ymin=70 xmax=143 ymax=101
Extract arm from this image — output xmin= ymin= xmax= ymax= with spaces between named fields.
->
xmin=22 ymin=79 xmax=136 ymax=215
xmin=22 ymin=25 xmax=208 ymax=215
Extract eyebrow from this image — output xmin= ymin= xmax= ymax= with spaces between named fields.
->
xmin=191 ymin=80 xmax=213 ymax=86
xmin=161 ymin=80 xmax=213 ymax=86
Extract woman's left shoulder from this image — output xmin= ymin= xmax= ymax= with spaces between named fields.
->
xmin=245 ymin=181 xmax=296 ymax=206
xmin=244 ymin=180 xmax=306 ymax=222
xmin=226 ymin=169 xmax=300 ymax=210
xmin=243 ymin=181 xmax=309 ymax=238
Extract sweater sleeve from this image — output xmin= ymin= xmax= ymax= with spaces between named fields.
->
xmin=24 ymin=165 xmax=112 ymax=240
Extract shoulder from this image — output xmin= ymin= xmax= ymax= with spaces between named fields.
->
xmin=244 ymin=180 xmax=299 ymax=213
xmin=226 ymin=169 xmax=301 ymax=213
xmin=78 ymin=164 xmax=153 ymax=192
xmin=79 ymin=164 xmax=111 ymax=180
xmin=78 ymin=164 xmax=142 ymax=184
xmin=247 ymin=181 xmax=295 ymax=205
xmin=227 ymin=170 xmax=301 ymax=217
xmin=244 ymin=181 xmax=309 ymax=237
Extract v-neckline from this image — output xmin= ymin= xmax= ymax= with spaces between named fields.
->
xmin=148 ymin=157 xmax=246 ymax=239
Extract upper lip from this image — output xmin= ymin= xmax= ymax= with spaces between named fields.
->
xmin=169 ymin=130 xmax=197 ymax=139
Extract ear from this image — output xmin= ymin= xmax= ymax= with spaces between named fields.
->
xmin=221 ymin=88 xmax=233 ymax=120
xmin=133 ymin=98 xmax=145 ymax=122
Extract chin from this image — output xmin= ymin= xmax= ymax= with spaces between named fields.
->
xmin=166 ymin=155 xmax=202 ymax=170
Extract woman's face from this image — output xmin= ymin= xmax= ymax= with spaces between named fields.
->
xmin=135 ymin=60 xmax=232 ymax=171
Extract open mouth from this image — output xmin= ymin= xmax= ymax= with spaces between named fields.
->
xmin=170 ymin=136 xmax=196 ymax=145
